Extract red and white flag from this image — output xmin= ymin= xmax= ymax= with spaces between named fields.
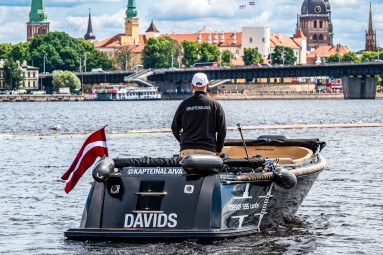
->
xmin=61 ymin=126 xmax=108 ymax=193
xmin=249 ymin=1 xmax=255 ymax=5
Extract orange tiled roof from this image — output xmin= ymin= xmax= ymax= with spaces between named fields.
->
xmin=95 ymin=34 xmax=126 ymax=48
xmin=95 ymin=34 xmax=147 ymax=50
xmin=163 ymin=32 xmax=242 ymax=48
xmin=307 ymin=45 xmax=350 ymax=58
xmin=294 ymin=29 xmax=306 ymax=39
xmin=270 ymin=34 xmax=300 ymax=49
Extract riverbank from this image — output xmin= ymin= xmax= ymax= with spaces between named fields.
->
xmin=1 ymin=91 xmax=382 ymax=101
xmin=0 ymin=94 xmax=89 ymax=102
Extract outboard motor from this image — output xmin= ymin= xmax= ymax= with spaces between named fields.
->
xmin=92 ymin=157 xmax=115 ymax=182
xmin=273 ymin=167 xmax=297 ymax=189
xmin=180 ymin=154 xmax=223 ymax=175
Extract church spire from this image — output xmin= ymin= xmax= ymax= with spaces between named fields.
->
xmin=27 ymin=0 xmax=50 ymax=41
xmin=29 ymin=0 xmax=48 ymax=22
xmin=126 ymin=0 xmax=138 ymax=18
xmin=84 ymin=9 xmax=96 ymax=41
xmin=368 ymin=1 xmax=374 ymax=33
xmin=365 ymin=1 xmax=377 ymax=51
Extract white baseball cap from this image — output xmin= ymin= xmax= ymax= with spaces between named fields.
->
xmin=192 ymin=72 xmax=209 ymax=87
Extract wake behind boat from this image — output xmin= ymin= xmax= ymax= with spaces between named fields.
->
xmin=95 ymin=85 xmax=161 ymax=101
xmin=64 ymin=135 xmax=326 ymax=241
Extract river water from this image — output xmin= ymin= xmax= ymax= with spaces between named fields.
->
xmin=0 ymin=100 xmax=382 ymax=254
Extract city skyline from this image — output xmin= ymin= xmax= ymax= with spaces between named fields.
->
xmin=0 ymin=0 xmax=381 ymax=52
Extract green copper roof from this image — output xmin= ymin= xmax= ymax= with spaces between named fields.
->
xmin=29 ymin=0 xmax=48 ymax=23
xmin=126 ymin=0 xmax=138 ymax=18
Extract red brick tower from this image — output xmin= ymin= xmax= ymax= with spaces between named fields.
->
xmin=295 ymin=0 xmax=333 ymax=51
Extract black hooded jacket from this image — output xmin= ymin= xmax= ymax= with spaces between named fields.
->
xmin=171 ymin=92 xmax=226 ymax=153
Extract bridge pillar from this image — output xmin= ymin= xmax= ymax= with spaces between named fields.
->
xmin=342 ymin=76 xmax=377 ymax=99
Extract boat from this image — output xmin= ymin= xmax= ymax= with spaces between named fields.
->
xmin=64 ymin=135 xmax=326 ymax=241
xmin=95 ymin=85 xmax=161 ymax=101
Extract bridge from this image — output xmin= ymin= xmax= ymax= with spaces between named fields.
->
xmin=40 ymin=62 xmax=383 ymax=99
xmin=148 ymin=62 xmax=383 ymax=99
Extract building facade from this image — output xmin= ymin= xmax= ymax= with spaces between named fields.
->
xmin=365 ymin=1 xmax=377 ymax=52
xmin=95 ymin=0 xmax=307 ymax=68
xmin=27 ymin=0 xmax=50 ymax=42
xmin=0 ymin=60 xmax=40 ymax=91
xmin=296 ymin=0 xmax=333 ymax=51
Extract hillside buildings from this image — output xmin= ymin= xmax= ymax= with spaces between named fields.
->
xmin=95 ymin=0 xmax=309 ymax=68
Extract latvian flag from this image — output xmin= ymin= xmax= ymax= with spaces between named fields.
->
xmin=61 ymin=126 xmax=109 ymax=193
xmin=239 ymin=4 xmax=246 ymax=9
xmin=249 ymin=1 xmax=256 ymax=5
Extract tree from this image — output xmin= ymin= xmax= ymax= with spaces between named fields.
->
xmin=0 ymin=43 xmax=12 ymax=60
xmin=221 ymin=50 xmax=233 ymax=67
xmin=77 ymin=38 xmax=114 ymax=71
xmin=182 ymin=40 xmax=200 ymax=67
xmin=3 ymin=59 xmax=23 ymax=90
xmin=142 ymin=36 xmax=181 ymax=69
xmin=52 ymin=71 xmax=81 ymax=92
xmin=198 ymin=42 xmax=220 ymax=62
xmin=8 ymin=42 xmax=30 ymax=63
xmin=326 ymin=54 xmax=342 ymax=63
xmin=361 ymin=51 xmax=378 ymax=62
xmin=243 ymin=48 xmax=263 ymax=65
xmin=270 ymin=46 xmax=296 ymax=65
xmin=28 ymin=32 xmax=113 ymax=73
xmin=341 ymin=52 xmax=359 ymax=63
xmin=114 ymin=45 xmax=134 ymax=70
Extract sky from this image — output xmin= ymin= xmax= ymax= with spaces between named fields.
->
xmin=0 ymin=0 xmax=382 ymax=52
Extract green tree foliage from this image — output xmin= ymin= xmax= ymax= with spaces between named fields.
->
xmin=114 ymin=45 xmax=134 ymax=70
xmin=243 ymin=48 xmax=263 ymax=65
xmin=270 ymin=46 xmax=296 ymax=65
xmin=341 ymin=52 xmax=360 ymax=63
xmin=52 ymin=71 xmax=81 ymax=92
xmin=0 ymin=43 xmax=12 ymax=59
xmin=221 ymin=50 xmax=233 ymax=67
xmin=3 ymin=59 xmax=23 ymax=90
xmin=326 ymin=54 xmax=342 ymax=63
xmin=77 ymin=38 xmax=114 ymax=71
xmin=361 ymin=51 xmax=378 ymax=62
xmin=181 ymin=40 xmax=200 ymax=67
xmin=28 ymin=32 xmax=113 ymax=73
xmin=142 ymin=36 xmax=181 ymax=69
xmin=8 ymin=42 xmax=30 ymax=63
xmin=198 ymin=42 xmax=220 ymax=62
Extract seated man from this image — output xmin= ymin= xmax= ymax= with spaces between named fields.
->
xmin=171 ymin=72 xmax=227 ymax=157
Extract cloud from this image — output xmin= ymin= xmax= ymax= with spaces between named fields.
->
xmin=0 ymin=0 xmax=120 ymax=8
xmin=0 ymin=0 xmax=381 ymax=51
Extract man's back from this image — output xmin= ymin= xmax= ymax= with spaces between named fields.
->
xmin=171 ymin=91 xmax=226 ymax=153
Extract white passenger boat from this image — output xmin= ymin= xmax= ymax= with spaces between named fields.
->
xmin=95 ymin=85 xmax=161 ymax=101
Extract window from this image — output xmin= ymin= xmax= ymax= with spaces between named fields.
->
xmin=314 ymin=21 xmax=317 ymax=28
xmin=313 ymin=34 xmax=317 ymax=41
xmin=319 ymin=34 xmax=323 ymax=42
xmin=319 ymin=21 xmax=323 ymax=28
xmin=249 ymin=37 xmax=253 ymax=43
xmin=262 ymin=37 xmax=265 ymax=43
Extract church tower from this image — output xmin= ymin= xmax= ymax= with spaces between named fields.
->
xmin=365 ymin=1 xmax=377 ymax=52
xmin=84 ymin=9 xmax=96 ymax=41
xmin=295 ymin=0 xmax=333 ymax=51
xmin=27 ymin=0 xmax=50 ymax=41
xmin=124 ymin=0 xmax=140 ymax=45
